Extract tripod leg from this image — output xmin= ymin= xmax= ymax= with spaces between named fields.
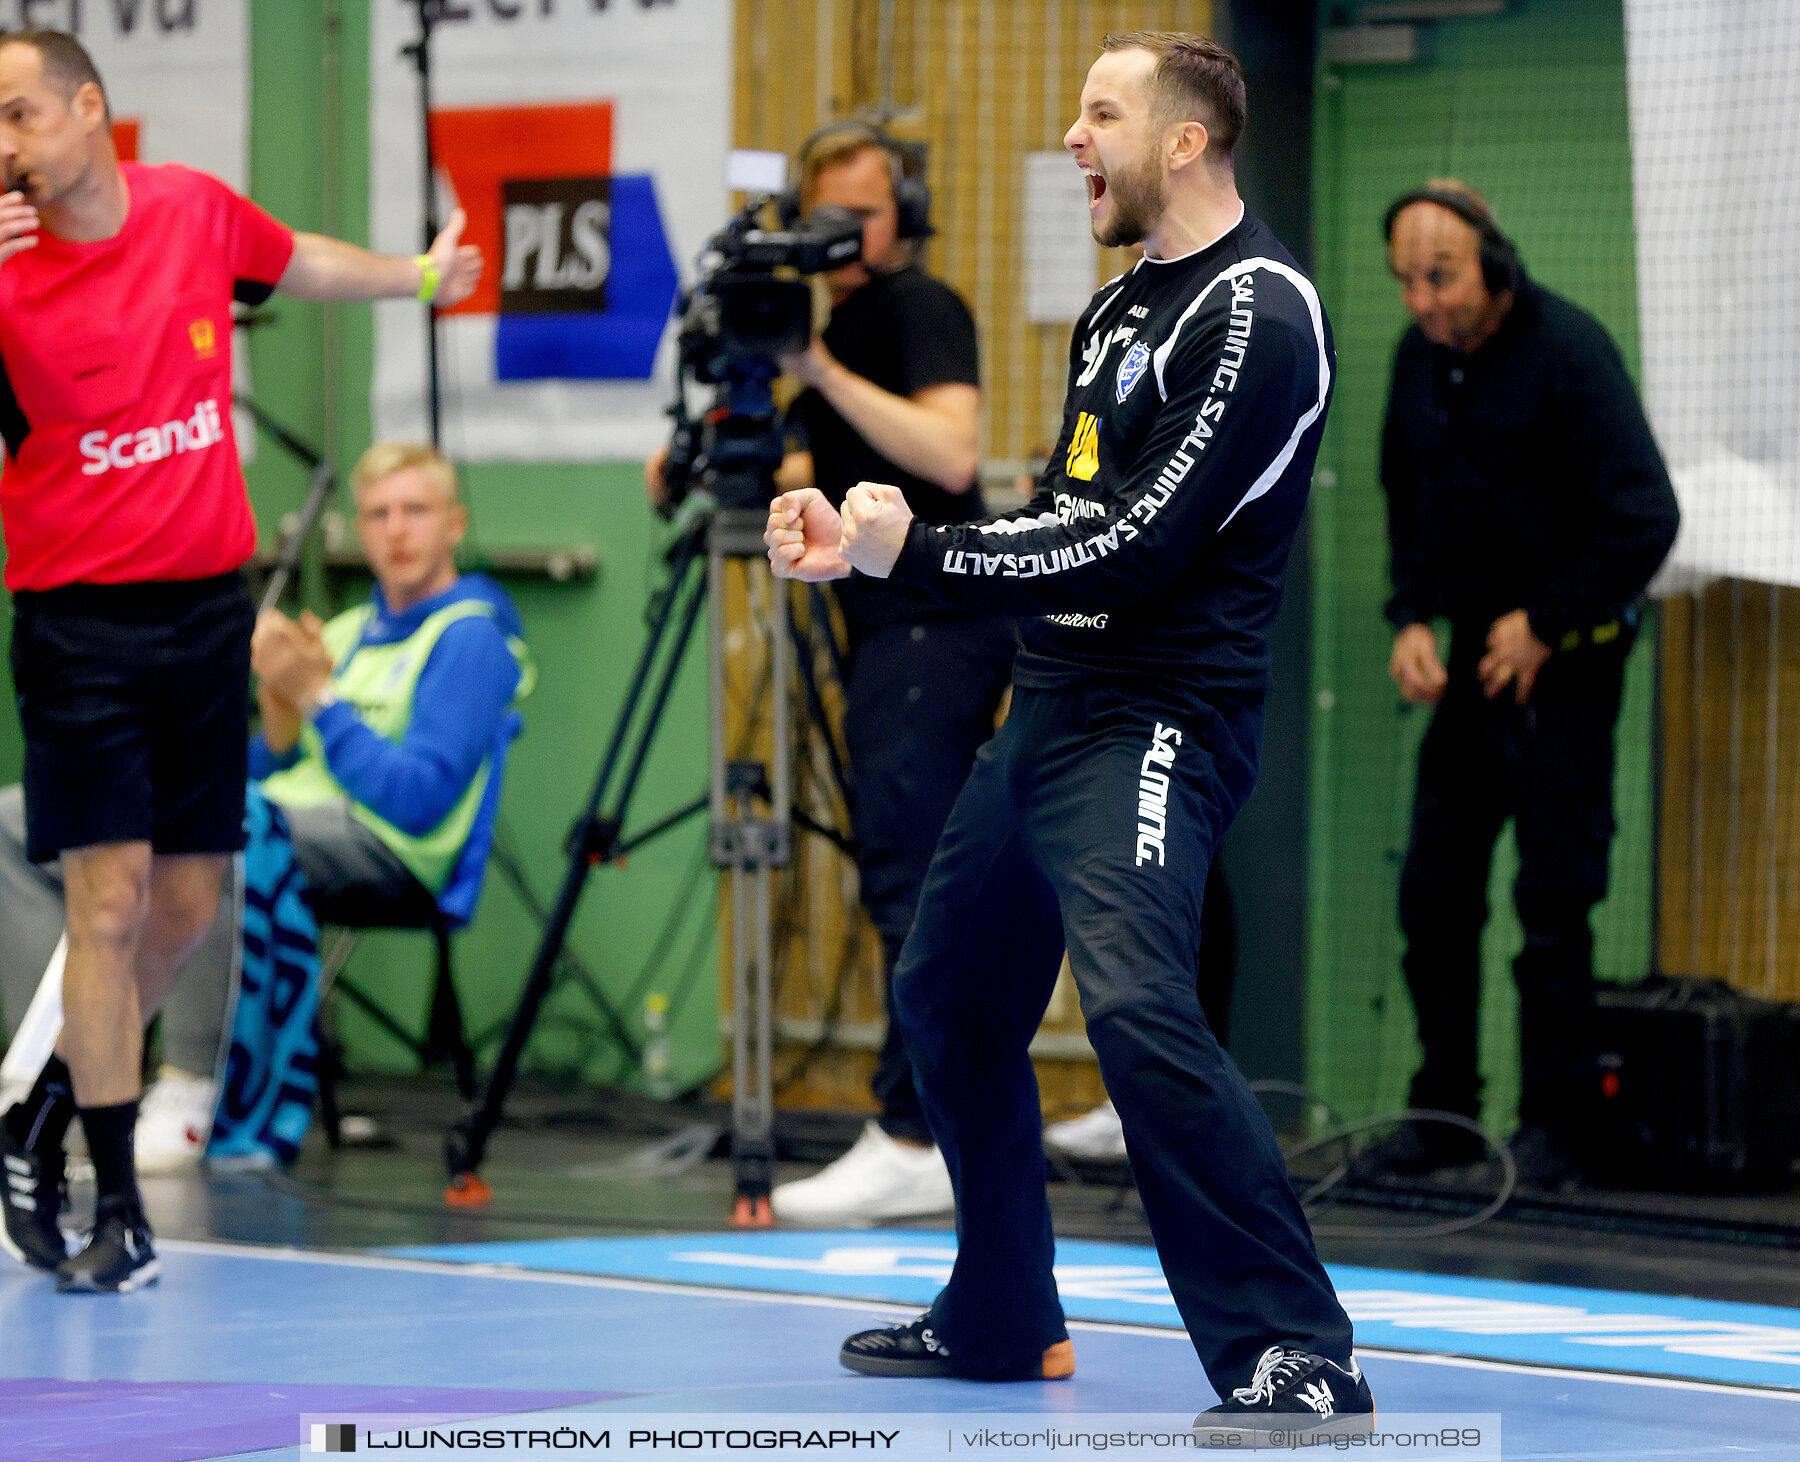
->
xmin=445 ymin=532 xmax=710 ymax=1197
xmin=719 ymin=533 xmax=789 ymax=1224
xmin=445 ymin=848 xmax=591 ymax=1204
xmin=484 ymin=833 xmax=641 ymax=1064
xmin=728 ymin=861 xmax=771 ymax=1226
xmin=730 ymin=859 xmax=776 ymax=1228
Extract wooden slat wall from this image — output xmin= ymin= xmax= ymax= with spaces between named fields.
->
xmin=720 ymin=2 xmax=1212 ymax=1117
xmin=733 ymin=0 xmax=1212 ymax=468
xmin=1659 ymin=584 xmax=1800 ymax=999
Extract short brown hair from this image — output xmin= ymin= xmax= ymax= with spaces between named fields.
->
xmin=797 ymin=123 xmax=897 ymax=210
xmin=1101 ymin=31 xmax=1246 ymax=159
xmin=351 ymin=441 xmax=460 ymax=504
xmin=0 ymin=29 xmax=110 ymax=124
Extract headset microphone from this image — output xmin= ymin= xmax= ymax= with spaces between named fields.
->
xmin=780 ymin=120 xmax=935 ymax=242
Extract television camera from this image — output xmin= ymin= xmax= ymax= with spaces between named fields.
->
xmin=659 ymin=195 xmax=862 ymax=513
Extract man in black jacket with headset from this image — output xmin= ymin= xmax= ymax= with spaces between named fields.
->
xmin=1367 ymin=179 xmax=1679 ymax=1188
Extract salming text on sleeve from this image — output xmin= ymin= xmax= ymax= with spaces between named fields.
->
xmin=886 ymin=211 xmax=1334 ymax=701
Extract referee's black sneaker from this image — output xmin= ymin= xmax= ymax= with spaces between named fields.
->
xmin=1195 ymin=1345 xmax=1375 ymax=1441
xmin=840 ymin=1313 xmax=1076 ymax=1380
xmin=0 ymin=1124 xmax=68 ymax=1271
xmin=55 ymin=1201 xmax=160 ymax=1294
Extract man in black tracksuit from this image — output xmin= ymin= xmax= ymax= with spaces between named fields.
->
xmin=1372 ymin=181 xmax=1679 ymax=1187
xmin=766 ymin=33 xmax=1371 ymax=1436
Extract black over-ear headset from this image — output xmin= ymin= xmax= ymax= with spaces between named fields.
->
xmin=1381 ymin=187 xmax=1523 ymax=296
xmin=778 ymin=120 xmax=935 ymax=240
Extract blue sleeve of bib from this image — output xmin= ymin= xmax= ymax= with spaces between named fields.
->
xmin=248 ymin=735 xmax=303 ymax=782
xmin=312 ymin=618 xmax=520 ymax=837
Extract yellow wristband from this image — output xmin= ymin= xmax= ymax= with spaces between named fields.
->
xmin=415 ymin=253 xmax=440 ymax=304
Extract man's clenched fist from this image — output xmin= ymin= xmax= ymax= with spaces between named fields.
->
xmin=841 ymin=481 xmax=912 ymax=579
xmin=765 ymin=488 xmax=850 ymax=582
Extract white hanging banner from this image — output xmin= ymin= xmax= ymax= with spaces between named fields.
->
xmin=1624 ymin=0 xmax=1800 ymax=592
xmin=1023 ymin=151 xmax=1097 ymax=325
xmin=369 ymin=0 xmax=732 ymax=462
xmin=6 ymin=0 xmax=252 ymax=191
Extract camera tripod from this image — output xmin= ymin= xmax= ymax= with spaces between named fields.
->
xmin=444 ymin=502 xmax=851 ymax=1223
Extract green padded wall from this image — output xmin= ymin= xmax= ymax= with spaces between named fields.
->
xmin=1307 ymin=0 xmax=1657 ymax=1131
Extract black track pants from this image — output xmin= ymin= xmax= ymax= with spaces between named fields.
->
xmin=1398 ymin=637 xmax=1628 ymax=1128
xmin=892 ymin=683 xmax=1353 ymax=1393
xmin=842 ymin=614 xmax=1015 ymax=1146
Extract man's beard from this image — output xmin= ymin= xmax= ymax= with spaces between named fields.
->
xmin=1093 ymin=150 xmax=1165 ymax=248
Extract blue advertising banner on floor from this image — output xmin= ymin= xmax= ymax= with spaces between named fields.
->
xmin=385 ymin=1230 xmax=1800 ymax=1392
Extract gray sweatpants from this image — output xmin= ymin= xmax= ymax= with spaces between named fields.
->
xmin=0 ymin=786 xmax=413 ymax=1078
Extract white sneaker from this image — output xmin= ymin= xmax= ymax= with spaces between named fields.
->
xmin=771 ymin=1121 xmax=954 ymax=1224
xmin=1044 ymin=1100 xmax=1127 ymax=1160
xmin=135 ymin=1069 xmax=218 ymax=1174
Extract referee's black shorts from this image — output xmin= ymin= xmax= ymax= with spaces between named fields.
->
xmin=9 ymin=572 xmax=254 ymax=863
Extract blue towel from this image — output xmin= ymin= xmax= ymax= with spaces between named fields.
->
xmin=208 ymin=787 xmax=322 ymax=1167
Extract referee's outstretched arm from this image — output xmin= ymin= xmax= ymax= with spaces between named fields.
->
xmin=278 ymin=207 xmax=483 ymax=308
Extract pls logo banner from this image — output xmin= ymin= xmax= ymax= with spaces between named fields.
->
xmin=429 ymin=102 xmax=678 ymax=383
xmin=371 ymin=1 xmax=730 ymax=462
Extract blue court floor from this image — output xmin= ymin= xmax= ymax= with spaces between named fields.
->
xmin=4 ymin=1233 xmax=1800 ymax=1460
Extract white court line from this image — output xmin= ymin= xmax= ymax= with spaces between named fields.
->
xmin=156 ymin=1238 xmax=1800 ymax=1403
xmin=1348 ymin=1345 xmax=1800 ymax=1401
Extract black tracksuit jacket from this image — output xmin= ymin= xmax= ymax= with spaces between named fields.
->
xmin=1380 ymin=276 xmax=1679 ymax=647
xmin=886 ymin=209 xmax=1332 ymax=712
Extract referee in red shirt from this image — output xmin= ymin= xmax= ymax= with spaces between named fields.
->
xmin=0 ymin=30 xmax=481 ymax=1293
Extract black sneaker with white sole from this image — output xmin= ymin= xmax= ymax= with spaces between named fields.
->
xmin=55 ymin=1203 xmax=160 ymax=1294
xmin=840 ymin=1314 xmax=957 ymax=1378
xmin=1196 ymin=1345 xmax=1375 ymax=1440
xmin=1 ymin=1124 xmax=68 ymax=1271
xmin=840 ymin=1312 xmax=1077 ymax=1381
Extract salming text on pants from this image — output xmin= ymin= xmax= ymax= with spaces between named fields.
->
xmin=1397 ymin=632 xmax=1629 ymax=1129
xmin=841 ymin=613 xmax=1014 ymax=1147
xmin=892 ymin=683 xmax=1352 ymax=1392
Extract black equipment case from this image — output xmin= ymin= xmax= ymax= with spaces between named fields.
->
xmin=1591 ymin=975 xmax=1800 ymax=1191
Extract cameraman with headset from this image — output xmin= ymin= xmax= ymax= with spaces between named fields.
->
xmin=649 ymin=123 xmax=1012 ymax=1223
xmin=1363 ymin=179 xmax=1677 ymax=1189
